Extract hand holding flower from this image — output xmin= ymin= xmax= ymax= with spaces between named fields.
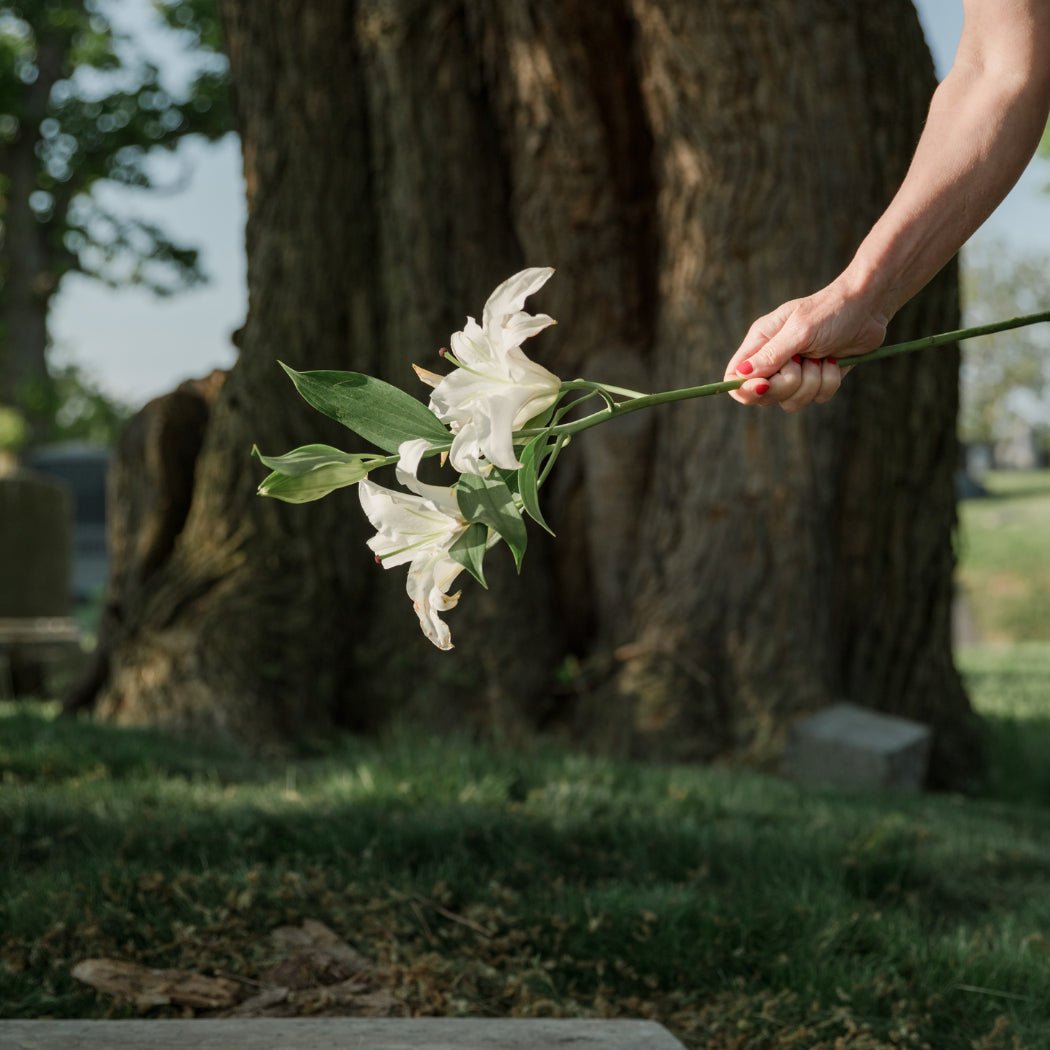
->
xmin=724 ymin=281 xmax=889 ymax=410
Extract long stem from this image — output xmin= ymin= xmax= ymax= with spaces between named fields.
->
xmin=560 ymin=378 xmax=647 ymax=399
xmin=547 ymin=310 xmax=1050 ymax=440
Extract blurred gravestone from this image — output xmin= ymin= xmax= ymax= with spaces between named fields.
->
xmin=783 ymin=703 xmax=932 ymax=791
xmin=27 ymin=442 xmax=110 ymax=603
xmin=0 ymin=464 xmax=72 ymax=618
xmin=0 ymin=458 xmax=79 ymax=696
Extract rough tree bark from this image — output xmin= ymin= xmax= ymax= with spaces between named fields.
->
xmin=0 ymin=24 xmax=65 ymax=420
xmin=90 ymin=0 xmax=981 ymax=787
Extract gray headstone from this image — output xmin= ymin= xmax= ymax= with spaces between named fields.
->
xmin=27 ymin=442 xmax=110 ymax=602
xmin=783 ymin=702 xmax=932 ymax=791
xmin=0 ymin=468 xmax=73 ymax=618
xmin=0 ymin=1020 xmax=686 ymax=1050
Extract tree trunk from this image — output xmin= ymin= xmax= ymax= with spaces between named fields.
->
xmin=0 ymin=29 xmax=65 ymax=424
xmin=94 ymin=0 xmax=980 ymax=786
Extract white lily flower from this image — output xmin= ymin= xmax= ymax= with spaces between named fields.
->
xmin=426 ymin=267 xmax=561 ymax=474
xmin=359 ymin=441 xmax=468 ymax=650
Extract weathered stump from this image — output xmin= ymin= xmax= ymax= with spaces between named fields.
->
xmin=63 ymin=371 xmax=225 ymax=715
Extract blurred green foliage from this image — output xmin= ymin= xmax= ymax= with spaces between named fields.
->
xmin=0 ymin=0 xmax=230 ymax=294
xmin=960 ymin=245 xmax=1050 ymax=446
xmin=0 ymin=401 xmax=27 ymax=448
xmin=23 ymin=356 xmax=130 ymax=443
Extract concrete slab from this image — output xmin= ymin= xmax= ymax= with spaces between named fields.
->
xmin=782 ymin=702 xmax=932 ymax=791
xmin=0 ymin=1019 xmax=687 ymax=1050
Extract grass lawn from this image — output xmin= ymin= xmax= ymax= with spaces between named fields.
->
xmin=957 ymin=470 xmax=1050 ymax=642
xmin=1 ymin=470 xmax=1047 ymax=1048
xmin=2 ymin=691 xmax=1050 ymax=1049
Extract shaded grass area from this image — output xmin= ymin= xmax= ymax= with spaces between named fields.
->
xmin=957 ymin=470 xmax=1050 ymax=642
xmin=3 ymin=703 xmax=1050 ymax=1048
xmin=959 ymin=644 xmax=1050 ymax=807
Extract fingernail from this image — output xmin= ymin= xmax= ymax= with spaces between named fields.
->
xmin=828 ymin=357 xmax=837 ymax=366
xmin=754 ymin=382 xmax=770 ymax=396
xmin=792 ymin=355 xmax=802 ymax=365
xmin=738 ymin=361 xmax=754 ymax=375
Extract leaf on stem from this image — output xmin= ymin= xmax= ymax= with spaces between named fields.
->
xmin=517 ymin=434 xmax=555 ymax=535
xmin=258 ymin=462 xmax=373 ymax=503
xmin=252 ymin=443 xmax=383 ymax=477
xmin=456 ymin=472 xmax=528 ymax=571
xmin=449 ymin=522 xmax=489 ymax=588
xmin=279 ymin=363 xmax=450 ymax=453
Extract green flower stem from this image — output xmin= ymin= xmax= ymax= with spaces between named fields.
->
xmin=543 ymin=310 xmax=1050 ymax=440
xmin=537 ymin=434 xmax=568 ymax=487
xmin=560 ymin=378 xmax=647 ymax=399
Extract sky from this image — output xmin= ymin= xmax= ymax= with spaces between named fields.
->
xmin=47 ymin=0 xmax=1050 ymax=407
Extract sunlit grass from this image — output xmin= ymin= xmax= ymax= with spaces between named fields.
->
xmin=2 ymin=704 xmax=1050 ymax=1047
xmin=957 ymin=470 xmax=1050 ymax=641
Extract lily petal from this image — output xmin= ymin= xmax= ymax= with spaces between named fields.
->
xmin=396 ymin=438 xmax=431 ymax=481
xmin=407 ymin=551 xmax=465 ymax=650
xmin=480 ymin=394 xmax=524 ymax=470
xmin=451 ymin=320 xmax=494 ymax=369
xmin=482 ymin=267 xmax=555 ymax=334
xmin=498 ymin=311 xmax=557 ymax=352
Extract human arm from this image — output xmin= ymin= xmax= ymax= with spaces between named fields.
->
xmin=725 ymin=0 xmax=1050 ymax=410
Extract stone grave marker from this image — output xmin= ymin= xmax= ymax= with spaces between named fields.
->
xmin=0 ymin=462 xmax=73 ymax=619
xmin=27 ymin=441 xmax=110 ymax=603
xmin=782 ymin=702 xmax=932 ymax=791
xmin=0 ymin=1019 xmax=687 ymax=1050
xmin=0 ymin=458 xmax=78 ymax=695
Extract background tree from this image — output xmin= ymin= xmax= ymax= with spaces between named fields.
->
xmin=84 ymin=0 xmax=981 ymax=789
xmin=960 ymin=245 xmax=1050 ymax=449
xmin=0 ymin=0 xmax=228 ymax=431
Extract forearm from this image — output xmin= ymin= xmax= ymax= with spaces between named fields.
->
xmin=840 ymin=67 xmax=1050 ymax=321
xmin=726 ymin=0 xmax=1050 ymax=409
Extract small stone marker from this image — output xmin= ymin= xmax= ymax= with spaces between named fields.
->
xmin=0 ymin=1019 xmax=686 ymax=1050
xmin=27 ymin=441 xmax=110 ymax=602
xmin=0 ymin=463 xmax=80 ymax=696
xmin=783 ymin=702 xmax=932 ymax=791
xmin=0 ymin=466 xmax=73 ymax=619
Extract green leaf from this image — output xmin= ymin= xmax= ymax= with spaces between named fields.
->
xmin=494 ymin=466 xmax=520 ymax=495
xmin=279 ymin=363 xmax=450 ymax=454
xmin=257 ymin=462 xmax=371 ymax=503
xmin=449 ymin=523 xmax=489 ymax=589
xmin=517 ymin=435 xmax=555 ymax=535
xmin=456 ymin=472 xmax=528 ymax=571
xmin=252 ymin=443 xmax=383 ymax=477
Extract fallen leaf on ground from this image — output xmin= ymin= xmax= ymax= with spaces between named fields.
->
xmin=266 ymin=918 xmax=372 ymax=988
xmin=71 ymin=958 xmax=240 ymax=1011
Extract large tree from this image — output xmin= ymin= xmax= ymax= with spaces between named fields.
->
xmin=0 ymin=0 xmax=228 ymax=426
xmin=85 ymin=0 xmax=981 ymax=788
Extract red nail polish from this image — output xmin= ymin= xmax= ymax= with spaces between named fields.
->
xmin=738 ymin=361 xmax=754 ymax=375
xmin=754 ymin=382 xmax=770 ymax=395
xmin=828 ymin=357 xmax=837 ymax=366
xmin=792 ymin=355 xmax=802 ymax=365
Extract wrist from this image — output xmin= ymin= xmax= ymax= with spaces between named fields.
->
xmin=828 ymin=259 xmax=897 ymax=329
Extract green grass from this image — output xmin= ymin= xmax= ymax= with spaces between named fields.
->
xmin=3 ymin=703 xmax=1050 ymax=1048
xmin=959 ymin=644 xmax=1050 ymax=807
xmin=1 ymin=469 xmax=1047 ymax=1046
xmin=957 ymin=470 xmax=1050 ymax=641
